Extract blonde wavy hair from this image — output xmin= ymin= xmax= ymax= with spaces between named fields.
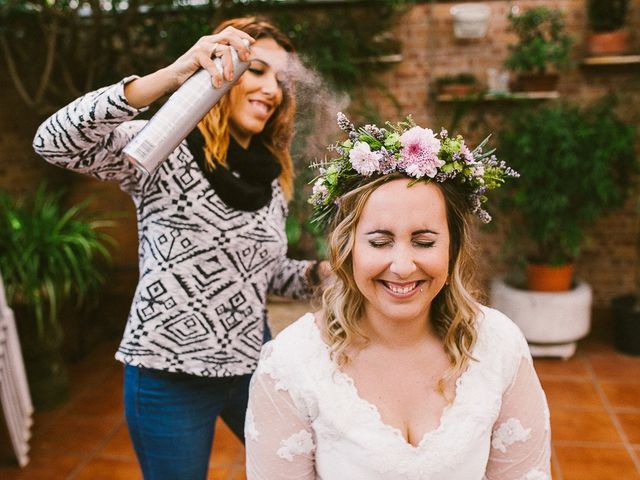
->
xmin=320 ymin=174 xmax=481 ymax=384
xmin=196 ymin=17 xmax=296 ymax=200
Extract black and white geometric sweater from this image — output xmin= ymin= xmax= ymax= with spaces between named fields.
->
xmin=33 ymin=77 xmax=313 ymax=377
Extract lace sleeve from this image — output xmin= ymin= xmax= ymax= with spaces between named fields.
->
xmin=485 ymin=354 xmax=551 ymax=480
xmin=245 ymin=370 xmax=316 ymax=479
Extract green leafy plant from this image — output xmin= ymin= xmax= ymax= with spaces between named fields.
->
xmin=435 ymin=73 xmax=478 ymax=87
xmin=505 ymin=6 xmax=573 ymax=74
xmin=0 ymin=185 xmax=115 ymax=343
xmin=588 ymin=0 xmax=629 ymax=32
xmin=497 ymin=98 xmax=637 ymax=266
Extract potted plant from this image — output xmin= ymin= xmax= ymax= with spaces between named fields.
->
xmin=434 ymin=73 xmax=480 ymax=97
xmin=0 ymin=185 xmax=115 ymax=409
xmin=587 ymin=0 xmax=630 ymax=56
xmin=490 ymin=98 xmax=637 ymax=357
xmin=504 ymin=6 xmax=573 ymax=92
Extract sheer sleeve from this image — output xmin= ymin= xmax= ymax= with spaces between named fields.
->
xmin=485 ymin=354 xmax=551 ymax=480
xmin=245 ymin=369 xmax=316 ymax=479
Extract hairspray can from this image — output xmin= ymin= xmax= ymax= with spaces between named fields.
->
xmin=123 ymin=41 xmax=250 ymax=174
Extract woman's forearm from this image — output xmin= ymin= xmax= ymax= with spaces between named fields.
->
xmin=123 ymin=67 xmax=180 ymax=109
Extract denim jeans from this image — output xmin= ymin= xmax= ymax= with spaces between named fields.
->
xmin=123 ymin=325 xmax=271 ymax=480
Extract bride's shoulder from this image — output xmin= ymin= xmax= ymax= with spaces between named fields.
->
xmin=261 ymin=312 xmax=323 ymax=362
xmin=256 ymin=312 xmax=325 ymax=389
xmin=475 ymin=304 xmax=530 ymax=361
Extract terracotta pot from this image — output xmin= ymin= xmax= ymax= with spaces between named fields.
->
xmin=526 ymin=263 xmax=575 ymax=292
xmin=438 ymin=84 xmax=476 ymax=97
xmin=588 ymin=30 xmax=629 ymax=56
xmin=515 ymin=73 xmax=559 ymax=92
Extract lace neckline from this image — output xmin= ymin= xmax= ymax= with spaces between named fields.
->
xmin=303 ymin=313 xmax=480 ymax=451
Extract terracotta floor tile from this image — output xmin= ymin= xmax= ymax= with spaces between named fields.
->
xmin=555 ymin=446 xmax=640 ymax=480
xmin=600 ymin=381 xmax=640 ymax=409
xmin=551 ymin=449 xmax=563 ymax=480
xmin=534 ymin=356 xmax=590 ymax=378
xmin=29 ymin=413 xmax=121 ymax=456
xmin=98 ymin=422 xmax=137 ymax=459
xmin=210 ymin=419 xmax=245 ymax=467
xmin=67 ymin=370 xmax=124 ymax=417
xmin=541 ymin=378 xmax=603 ymax=408
xmin=208 ymin=466 xmax=233 ymax=480
xmin=0 ymin=452 xmax=81 ymax=479
xmin=617 ymin=412 xmax=640 ymax=444
xmin=588 ymin=353 xmax=640 ymax=380
xmin=68 ymin=342 xmax=122 ymax=387
xmin=223 ymin=466 xmax=248 ymax=480
xmin=550 ymin=408 xmax=622 ymax=443
xmin=73 ymin=457 xmax=142 ymax=480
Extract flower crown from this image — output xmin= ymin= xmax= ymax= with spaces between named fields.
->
xmin=308 ymin=113 xmax=519 ymax=229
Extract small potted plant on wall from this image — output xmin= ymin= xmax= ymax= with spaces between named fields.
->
xmin=587 ymin=0 xmax=630 ymax=56
xmin=490 ymin=98 xmax=637 ymax=357
xmin=505 ymin=6 xmax=573 ymax=92
xmin=434 ymin=73 xmax=480 ymax=98
xmin=0 ymin=185 xmax=114 ymax=409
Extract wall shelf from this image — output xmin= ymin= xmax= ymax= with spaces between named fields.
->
xmin=436 ymin=91 xmax=560 ymax=102
xmin=582 ymin=55 xmax=640 ymax=66
xmin=354 ymin=54 xmax=403 ymax=65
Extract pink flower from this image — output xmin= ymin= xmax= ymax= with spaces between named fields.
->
xmin=311 ymin=178 xmax=329 ymax=203
xmin=399 ymin=126 xmax=443 ymax=178
xmin=460 ymin=142 xmax=474 ymax=164
xmin=349 ymin=142 xmax=382 ymax=176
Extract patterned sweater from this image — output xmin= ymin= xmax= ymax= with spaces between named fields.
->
xmin=33 ymin=77 xmax=313 ymax=377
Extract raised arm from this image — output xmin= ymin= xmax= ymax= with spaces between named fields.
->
xmin=485 ymin=354 xmax=551 ymax=480
xmin=32 ymin=27 xmax=254 ymax=195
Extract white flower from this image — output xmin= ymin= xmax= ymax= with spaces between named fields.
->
xmin=277 ymin=429 xmax=315 ymax=462
xmin=521 ymin=468 xmax=550 ymax=480
xmin=491 ymin=417 xmax=531 ymax=453
xmin=348 ymin=142 xmax=382 ymax=176
xmin=311 ymin=178 xmax=329 ymax=202
xmin=471 ymin=162 xmax=485 ymax=177
xmin=245 ymin=406 xmax=259 ymax=442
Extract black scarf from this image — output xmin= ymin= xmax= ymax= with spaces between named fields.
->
xmin=187 ymin=128 xmax=282 ymax=211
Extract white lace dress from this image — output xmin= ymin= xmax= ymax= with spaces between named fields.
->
xmin=245 ymin=306 xmax=551 ymax=480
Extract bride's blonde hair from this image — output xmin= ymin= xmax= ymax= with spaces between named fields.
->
xmin=320 ymin=174 xmax=481 ymax=383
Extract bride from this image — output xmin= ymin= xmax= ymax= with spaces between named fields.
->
xmin=244 ymin=114 xmax=550 ymax=479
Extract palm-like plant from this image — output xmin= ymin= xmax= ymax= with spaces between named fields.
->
xmin=0 ymin=184 xmax=115 ymax=344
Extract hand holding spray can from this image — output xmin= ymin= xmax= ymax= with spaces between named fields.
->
xmin=123 ymin=40 xmax=251 ymax=174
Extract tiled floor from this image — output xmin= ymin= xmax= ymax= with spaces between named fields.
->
xmin=1 ymin=305 xmax=640 ymax=479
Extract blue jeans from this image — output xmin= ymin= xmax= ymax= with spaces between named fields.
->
xmin=123 ymin=325 xmax=270 ymax=479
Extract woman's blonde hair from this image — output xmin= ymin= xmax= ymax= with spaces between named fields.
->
xmin=196 ymin=16 xmax=296 ymax=200
xmin=321 ymin=174 xmax=481 ymax=384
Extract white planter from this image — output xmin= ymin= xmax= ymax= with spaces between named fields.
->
xmin=450 ymin=3 xmax=491 ymax=39
xmin=489 ymin=277 xmax=592 ymax=359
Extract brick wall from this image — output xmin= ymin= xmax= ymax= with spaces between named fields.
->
xmin=0 ymin=0 xmax=638 ymax=308
xmin=365 ymin=0 xmax=640 ymax=306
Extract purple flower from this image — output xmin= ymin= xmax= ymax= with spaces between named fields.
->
xmin=348 ymin=142 xmax=382 ymax=176
xmin=311 ymin=178 xmax=329 ymax=204
xmin=460 ymin=142 xmax=474 ymax=164
xmin=336 ymin=112 xmax=354 ymax=133
xmin=399 ymin=126 xmax=444 ymax=178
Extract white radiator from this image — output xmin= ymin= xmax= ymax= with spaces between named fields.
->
xmin=0 ymin=273 xmax=33 ymax=467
